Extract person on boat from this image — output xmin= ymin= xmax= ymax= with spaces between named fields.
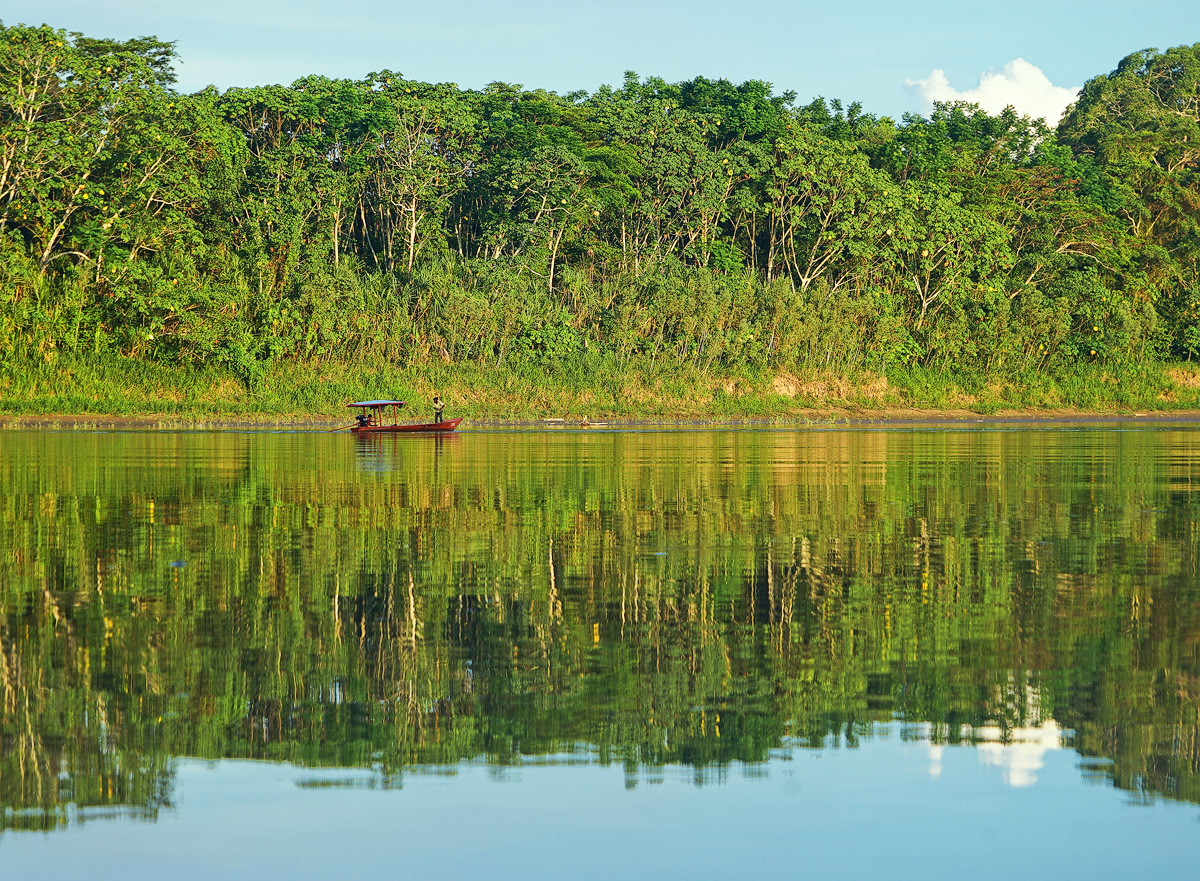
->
xmin=433 ymin=395 xmax=445 ymax=423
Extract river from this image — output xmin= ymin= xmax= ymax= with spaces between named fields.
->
xmin=1 ymin=423 xmax=1199 ymax=877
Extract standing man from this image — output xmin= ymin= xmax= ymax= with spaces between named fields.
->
xmin=433 ymin=395 xmax=445 ymax=424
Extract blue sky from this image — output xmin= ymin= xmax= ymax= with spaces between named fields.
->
xmin=4 ymin=1 xmax=1194 ymax=123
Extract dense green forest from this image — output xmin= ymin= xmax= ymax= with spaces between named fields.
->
xmin=2 ymin=429 xmax=1199 ymax=827
xmin=0 ymin=23 xmax=1198 ymax=412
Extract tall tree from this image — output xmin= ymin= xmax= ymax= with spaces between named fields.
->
xmin=0 ymin=24 xmax=182 ymax=274
xmin=1059 ymin=45 xmax=1200 ymax=355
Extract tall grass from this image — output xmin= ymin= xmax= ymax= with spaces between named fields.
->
xmin=3 ymin=253 xmax=1198 ymax=420
xmin=3 ymin=351 xmax=1197 ymax=422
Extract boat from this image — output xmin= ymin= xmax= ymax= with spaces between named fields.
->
xmin=345 ymin=400 xmax=463 ymax=434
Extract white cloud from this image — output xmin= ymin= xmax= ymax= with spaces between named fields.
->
xmin=906 ymin=59 xmax=1080 ymax=125
xmin=973 ymin=720 xmax=1065 ymax=788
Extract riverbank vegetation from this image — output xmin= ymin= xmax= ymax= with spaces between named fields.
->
xmin=1 ymin=22 xmax=1198 ymax=416
xmin=1 ymin=354 xmax=1197 ymax=420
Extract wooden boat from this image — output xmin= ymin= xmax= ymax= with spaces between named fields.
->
xmin=346 ymin=400 xmax=462 ymax=434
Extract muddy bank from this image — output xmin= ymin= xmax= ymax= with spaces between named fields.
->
xmin=5 ymin=408 xmax=1200 ymax=432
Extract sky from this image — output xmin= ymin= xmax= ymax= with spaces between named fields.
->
xmin=3 ymin=1 xmax=1195 ymax=125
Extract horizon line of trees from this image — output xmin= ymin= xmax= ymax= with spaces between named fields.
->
xmin=1 ymin=22 xmax=1198 ymax=381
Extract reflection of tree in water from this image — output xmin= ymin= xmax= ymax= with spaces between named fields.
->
xmin=0 ymin=631 xmax=175 ymax=831
xmin=1 ymin=428 xmax=1199 ymax=829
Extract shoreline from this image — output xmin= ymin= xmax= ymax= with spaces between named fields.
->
xmin=6 ymin=407 xmax=1200 ymax=431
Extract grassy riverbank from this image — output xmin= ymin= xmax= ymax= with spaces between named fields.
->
xmin=2 ymin=355 xmax=1199 ymax=423
xmin=6 ymin=28 xmax=1200 ymax=431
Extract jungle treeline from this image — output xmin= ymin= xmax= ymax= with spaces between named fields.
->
xmin=1 ymin=23 xmax=1199 ymax=389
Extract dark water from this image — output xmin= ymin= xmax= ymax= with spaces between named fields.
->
xmin=2 ymin=424 xmax=1199 ymax=877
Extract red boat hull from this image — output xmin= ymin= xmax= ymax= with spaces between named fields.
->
xmin=351 ymin=417 xmax=462 ymax=434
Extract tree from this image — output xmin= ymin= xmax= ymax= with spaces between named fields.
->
xmin=0 ymin=24 xmax=183 ymax=274
xmin=1059 ymin=45 xmax=1200 ymax=356
xmin=357 ymin=74 xmax=477 ymax=272
xmin=757 ymin=125 xmax=894 ymax=290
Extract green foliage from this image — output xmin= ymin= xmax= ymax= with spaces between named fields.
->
xmin=1059 ymin=44 xmax=1200 ymax=358
xmin=1 ymin=24 xmax=1199 ymax=398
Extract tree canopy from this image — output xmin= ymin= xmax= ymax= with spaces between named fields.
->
xmin=2 ymin=23 xmax=1198 ymax=379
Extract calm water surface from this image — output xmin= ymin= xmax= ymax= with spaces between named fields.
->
xmin=2 ymin=424 xmax=1199 ymax=877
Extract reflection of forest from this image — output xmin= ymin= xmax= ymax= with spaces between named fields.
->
xmin=2 ymin=427 xmax=1198 ymax=829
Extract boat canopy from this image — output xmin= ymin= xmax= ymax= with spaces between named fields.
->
xmin=347 ymin=400 xmax=406 ymax=408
